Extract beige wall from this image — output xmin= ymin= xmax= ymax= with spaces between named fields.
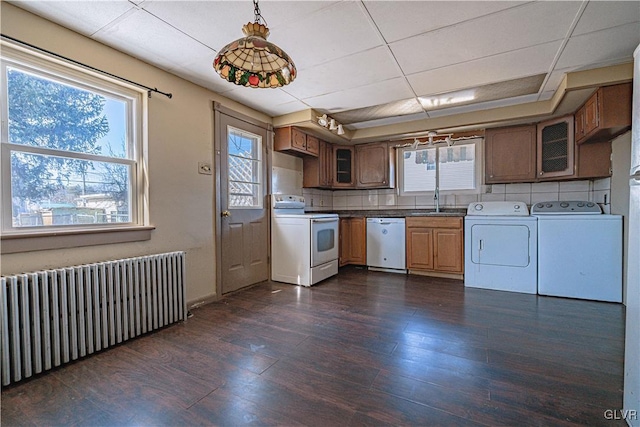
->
xmin=0 ymin=4 xmax=271 ymax=305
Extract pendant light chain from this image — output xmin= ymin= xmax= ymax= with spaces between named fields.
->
xmin=253 ymin=0 xmax=267 ymax=26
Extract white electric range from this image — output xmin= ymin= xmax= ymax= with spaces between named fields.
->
xmin=270 ymin=194 xmax=339 ymax=286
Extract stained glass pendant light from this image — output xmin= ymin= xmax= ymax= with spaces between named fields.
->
xmin=213 ymin=0 xmax=296 ymax=88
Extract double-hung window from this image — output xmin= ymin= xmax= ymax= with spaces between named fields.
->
xmin=398 ymin=139 xmax=482 ymax=196
xmin=1 ymin=44 xmax=146 ymax=234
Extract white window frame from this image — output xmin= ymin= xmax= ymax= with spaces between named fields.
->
xmin=0 ymin=42 xmax=148 ymax=237
xmin=397 ymin=138 xmax=483 ymax=197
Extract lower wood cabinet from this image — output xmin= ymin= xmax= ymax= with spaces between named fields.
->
xmin=406 ymin=217 xmax=463 ymax=279
xmin=339 ymin=217 xmax=366 ymax=266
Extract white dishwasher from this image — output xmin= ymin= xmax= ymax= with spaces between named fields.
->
xmin=366 ymin=218 xmax=406 ymax=273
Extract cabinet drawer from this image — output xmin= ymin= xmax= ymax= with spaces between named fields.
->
xmin=406 ymin=217 xmax=462 ymax=229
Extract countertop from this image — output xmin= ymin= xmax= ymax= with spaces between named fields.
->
xmin=306 ymin=209 xmax=466 ymax=218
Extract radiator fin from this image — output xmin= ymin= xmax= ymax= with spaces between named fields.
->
xmin=0 ymin=251 xmax=186 ymax=387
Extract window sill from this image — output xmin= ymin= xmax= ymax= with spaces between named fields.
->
xmin=1 ymin=226 xmax=155 ymax=254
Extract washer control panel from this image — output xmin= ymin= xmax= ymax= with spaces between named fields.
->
xmin=531 ymin=200 xmax=601 ymax=215
xmin=466 ymin=201 xmax=529 ymax=216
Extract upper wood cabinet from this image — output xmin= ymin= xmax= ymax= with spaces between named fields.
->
xmin=303 ymin=139 xmax=333 ymax=188
xmin=485 ymin=125 xmax=537 ymax=184
xmin=274 ymin=127 xmax=320 ymax=157
xmin=333 ymin=146 xmax=355 ymax=188
xmin=575 ymin=140 xmax=612 ymax=179
xmin=537 ymin=116 xmax=574 ymax=180
xmin=355 ymin=142 xmax=395 ymax=189
xmin=575 ymin=82 xmax=632 ymax=145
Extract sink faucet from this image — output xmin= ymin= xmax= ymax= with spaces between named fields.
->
xmin=434 ymin=186 xmax=440 ymax=213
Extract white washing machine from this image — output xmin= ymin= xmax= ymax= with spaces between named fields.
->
xmin=464 ymin=201 xmax=538 ymax=294
xmin=532 ymin=201 xmax=622 ymax=302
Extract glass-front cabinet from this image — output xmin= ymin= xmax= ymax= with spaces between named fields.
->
xmin=333 ymin=146 xmax=354 ymax=188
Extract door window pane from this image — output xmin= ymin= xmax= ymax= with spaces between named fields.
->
xmin=228 ymin=127 xmax=262 ymax=208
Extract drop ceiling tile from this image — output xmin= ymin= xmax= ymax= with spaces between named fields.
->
xmin=166 ymin=52 xmax=235 ymax=95
xmin=556 ymin=22 xmax=640 ymax=69
xmin=264 ymin=100 xmax=310 ymax=117
xmin=224 ymin=85 xmax=301 ymax=116
xmin=8 ymin=0 xmax=135 ymax=36
xmin=363 ymin=1 xmax=525 ymax=43
xmin=302 ymin=77 xmax=415 ymax=112
xmin=140 ymin=1 xmax=251 ymax=50
xmin=271 ymin=1 xmax=383 ymax=70
xmin=282 ymin=46 xmax=402 ymax=99
xmin=93 ymin=9 xmax=214 ymax=72
xmin=408 ymin=41 xmax=562 ymax=96
xmin=573 ymin=1 xmax=640 ymax=36
xmin=391 ymin=1 xmax=581 ymax=75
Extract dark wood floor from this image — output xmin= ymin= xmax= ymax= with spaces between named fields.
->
xmin=2 ymin=267 xmax=627 ymax=426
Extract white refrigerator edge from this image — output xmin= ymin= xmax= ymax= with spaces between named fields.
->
xmin=624 ymin=42 xmax=640 ymax=426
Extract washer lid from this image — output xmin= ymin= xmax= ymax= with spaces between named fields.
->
xmin=531 ymin=201 xmax=601 ymax=215
xmin=466 ymin=201 xmax=529 ymax=216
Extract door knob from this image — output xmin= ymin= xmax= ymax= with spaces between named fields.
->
xmin=221 ymin=210 xmax=231 ymax=217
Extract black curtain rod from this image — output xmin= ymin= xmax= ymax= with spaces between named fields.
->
xmin=1 ymin=34 xmax=173 ymax=99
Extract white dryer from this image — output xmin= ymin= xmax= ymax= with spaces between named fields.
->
xmin=464 ymin=201 xmax=538 ymax=294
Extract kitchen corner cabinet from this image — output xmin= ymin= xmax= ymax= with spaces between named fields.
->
xmin=537 ymin=116 xmax=574 ymax=180
xmin=303 ymin=139 xmax=333 ymax=188
xmin=485 ymin=125 xmax=537 ymax=183
xmin=406 ymin=217 xmax=463 ymax=279
xmin=575 ymin=140 xmax=612 ymax=179
xmin=333 ymin=146 xmax=355 ymax=188
xmin=355 ymin=142 xmax=395 ymax=189
xmin=274 ymin=126 xmax=319 ymax=157
xmin=575 ymin=82 xmax=632 ymax=145
xmin=339 ymin=217 xmax=366 ymax=266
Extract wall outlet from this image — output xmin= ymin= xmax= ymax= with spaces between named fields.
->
xmin=198 ymin=162 xmax=212 ymax=175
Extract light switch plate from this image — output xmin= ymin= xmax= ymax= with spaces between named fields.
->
xmin=198 ymin=162 xmax=212 ymax=175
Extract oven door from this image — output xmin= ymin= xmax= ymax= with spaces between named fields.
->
xmin=310 ymin=218 xmax=339 ymax=267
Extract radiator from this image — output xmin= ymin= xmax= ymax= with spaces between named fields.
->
xmin=0 ymin=251 xmax=186 ymax=387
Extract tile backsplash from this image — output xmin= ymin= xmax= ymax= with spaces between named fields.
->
xmin=303 ymin=178 xmax=612 ymax=212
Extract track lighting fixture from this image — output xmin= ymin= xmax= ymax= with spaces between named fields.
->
xmin=405 ymin=131 xmax=482 ymax=149
xmin=316 ymin=114 xmax=346 ymax=136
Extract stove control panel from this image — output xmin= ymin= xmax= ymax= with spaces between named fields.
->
xmin=531 ymin=200 xmax=601 ymax=215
